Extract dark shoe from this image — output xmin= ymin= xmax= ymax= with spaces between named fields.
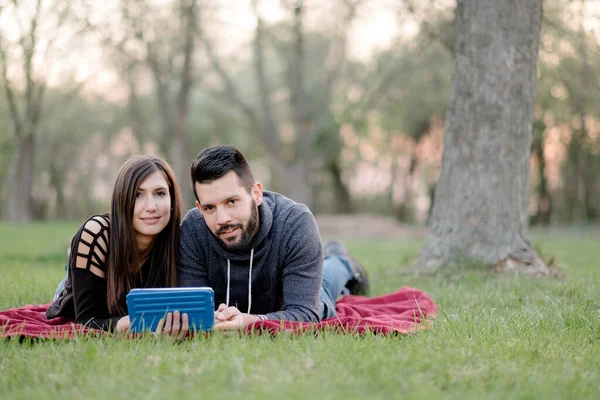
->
xmin=324 ymin=240 xmax=370 ymax=296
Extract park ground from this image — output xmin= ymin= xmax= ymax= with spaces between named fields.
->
xmin=1 ymin=217 xmax=599 ymax=399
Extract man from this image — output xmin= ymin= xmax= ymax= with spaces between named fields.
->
xmin=178 ymin=145 xmax=369 ymax=331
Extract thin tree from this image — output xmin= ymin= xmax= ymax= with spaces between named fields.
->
xmin=0 ymin=0 xmax=76 ymax=222
xmin=97 ymin=0 xmax=198 ymax=205
xmin=198 ymin=0 xmax=361 ymax=209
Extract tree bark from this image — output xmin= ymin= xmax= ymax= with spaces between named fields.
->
xmin=125 ymin=62 xmax=147 ymax=148
xmin=8 ymin=134 xmax=35 ymax=223
xmin=418 ymin=0 xmax=549 ymax=275
xmin=530 ymin=118 xmax=551 ymax=226
xmin=146 ymin=45 xmax=176 ymax=157
xmin=285 ymin=2 xmax=314 ymax=207
xmin=170 ymin=0 xmax=196 ymax=206
xmin=327 ymin=158 xmax=353 ymax=213
xmin=251 ymin=1 xmax=283 ymax=163
xmin=49 ymin=160 xmax=67 ymax=219
xmin=1 ymin=9 xmax=41 ymax=223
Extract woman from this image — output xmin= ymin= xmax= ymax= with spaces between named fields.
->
xmin=46 ymin=155 xmax=185 ymax=334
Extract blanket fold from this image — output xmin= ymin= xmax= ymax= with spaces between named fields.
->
xmin=1 ymin=287 xmax=436 ymax=339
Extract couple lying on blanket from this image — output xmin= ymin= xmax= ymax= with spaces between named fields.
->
xmin=46 ymin=145 xmax=371 ymax=336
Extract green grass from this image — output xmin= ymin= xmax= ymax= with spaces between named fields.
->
xmin=1 ymin=221 xmax=600 ymax=399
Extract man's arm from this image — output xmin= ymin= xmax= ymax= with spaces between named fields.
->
xmin=262 ymin=209 xmax=323 ymax=323
xmin=178 ymin=211 xmax=209 ymax=287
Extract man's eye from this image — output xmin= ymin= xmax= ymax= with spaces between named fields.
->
xmin=229 ymin=199 xmax=237 ymax=205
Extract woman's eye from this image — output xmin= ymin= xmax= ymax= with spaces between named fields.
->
xmin=135 ymin=192 xmax=143 ymax=199
xmin=156 ymin=191 xmax=167 ymax=197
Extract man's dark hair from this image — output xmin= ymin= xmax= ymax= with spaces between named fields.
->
xmin=190 ymin=145 xmax=256 ymax=201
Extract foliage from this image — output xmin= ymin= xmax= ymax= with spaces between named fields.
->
xmin=532 ymin=0 xmax=600 ymax=224
xmin=0 ymin=0 xmax=599 ymax=223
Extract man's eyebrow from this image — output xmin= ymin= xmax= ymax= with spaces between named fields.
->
xmin=200 ymin=195 xmax=240 ymax=207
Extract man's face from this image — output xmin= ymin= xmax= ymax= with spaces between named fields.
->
xmin=195 ymin=171 xmax=263 ymax=252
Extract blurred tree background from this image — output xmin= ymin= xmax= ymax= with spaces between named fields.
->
xmin=0 ymin=0 xmax=598 ymax=224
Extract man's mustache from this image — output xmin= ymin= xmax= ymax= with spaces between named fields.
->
xmin=216 ymin=223 xmax=243 ymax=235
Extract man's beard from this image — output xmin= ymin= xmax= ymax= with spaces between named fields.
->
xmin=215 ymin=199 xmax=259 ymax=252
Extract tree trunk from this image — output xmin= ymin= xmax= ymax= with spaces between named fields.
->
xmin=8 ymin=134 xmax=35 ymax=223
xmin=327 ymin=158 xmax=353 ymax=213
xmin=288 ymin=2 xmax=315 ymax=208
xmin=48 ymin=150 xmax=67 ymax=219
xmin=583 ymin=150 xmax=598 ymax=222
xmin=283 ymin=161 xmax=313 ymax=208
xmin=396 ymin=153 xmax=417 ymax=222
xmin=530 ymin=119 xmax=552 ymax=226
xmin=125 ymin=64 xmax=147 ymax=148
xmin=170 ymin=0 xmax=196 ymax=206
xmin=418 ymin=0 xmax=549 ymax=275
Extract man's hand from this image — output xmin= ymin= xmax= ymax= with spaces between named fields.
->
xmin=213 ymin=302 xmax=228 ymax=321
xmin=156 ymin=310 xmax=190 ymax=338
xmin=116 ymin=315 xmax=131 ymax=333
xmin=213 ymin=303 xmax=260 ymax=331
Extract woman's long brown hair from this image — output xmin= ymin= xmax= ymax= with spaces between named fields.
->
xmin=106 ymin=155 xmax=183 ymax=316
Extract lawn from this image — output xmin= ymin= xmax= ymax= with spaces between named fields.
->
xmin=1 ymin=221 xmax=599 ymax=399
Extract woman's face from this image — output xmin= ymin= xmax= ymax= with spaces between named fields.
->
xmin=132 ymin=170 xmax=171 ymax=244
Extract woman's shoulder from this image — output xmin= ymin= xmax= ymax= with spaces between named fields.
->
xmin=71 ymin=213 xmax=110 ymax=275
xmin=78 ymin=213 xmax=110 ymax=237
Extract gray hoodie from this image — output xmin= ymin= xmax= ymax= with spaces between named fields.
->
xmin=178 ymin=191 xmax=323 ymax=322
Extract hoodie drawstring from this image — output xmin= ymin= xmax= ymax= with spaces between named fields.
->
xmin=226 ymin=259 xmax=231 ymax=308
xmin=247 ymin=248 xmax=254 ymax=313
xmin=225 ymin=247 xmax=254 ymax=314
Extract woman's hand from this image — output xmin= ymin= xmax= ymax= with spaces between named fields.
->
xmin=155 ymin=310 xmax=189 ymax=338
xmin=116 ymin=315 xmax=131 ymax=333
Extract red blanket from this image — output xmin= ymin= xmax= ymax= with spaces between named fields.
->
xmin=0 ymin=287 xmax=436 ymax=339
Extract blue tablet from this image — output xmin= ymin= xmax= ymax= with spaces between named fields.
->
xmin=126 ymin=287 xmax=214 ymax=333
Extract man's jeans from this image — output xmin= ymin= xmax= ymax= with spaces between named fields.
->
xmin=319 ymin=254 xmax=353 ymax=320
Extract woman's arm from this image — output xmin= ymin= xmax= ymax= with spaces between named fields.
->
xmin=70 ymin=216 xmax=122 ymax=332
